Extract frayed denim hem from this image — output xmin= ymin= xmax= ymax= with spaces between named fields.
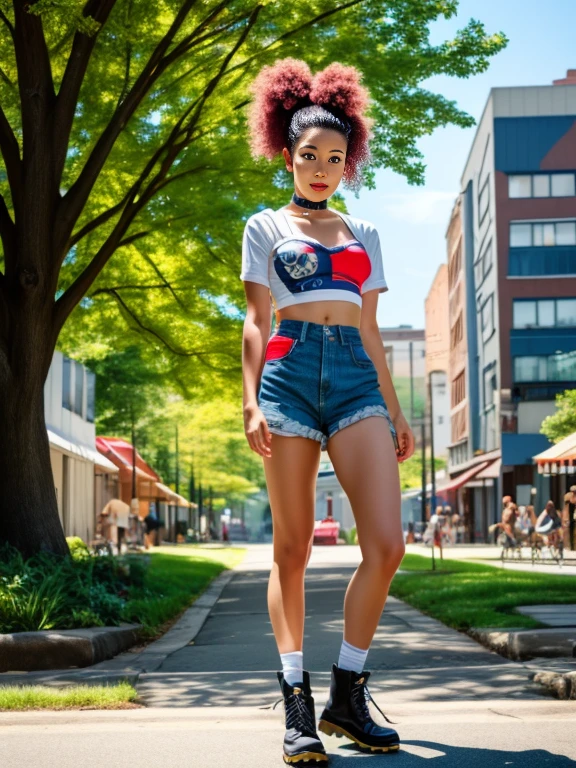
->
xmin=261 ymin=402 xmax=325 ymax=447
xmin=329 ymin=404 xmax=397 ymax=444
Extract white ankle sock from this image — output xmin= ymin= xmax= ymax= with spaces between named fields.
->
xmin=338 ymin=639 xmax=368 ymax=673
xmin=280 ymin=650 xmax=304 ymax=685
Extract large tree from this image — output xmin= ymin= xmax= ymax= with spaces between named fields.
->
xmin=0 ymin=0 xmax=506 ymax=555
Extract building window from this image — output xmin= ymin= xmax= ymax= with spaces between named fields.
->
xmin=451 ymin=370 xmax=466 ymax=408
xmin=478 ymin=177 xmax=490 ymax=224
xmin=510 ymin=220 xmax=576 ymax=248
xmin=86 ymin=370 xmax=96 ymax=424
xmin=480 ymin=294 xmax=494 ymax=342
xmin=509 ymin=175 xmax=532 ymax=198
xmin=450 ymin=312 xmax=463 ymax=350
xmin=551 ymin=174 xmax=576 ymax=197
xmin=483 ymin=365 xmax=497 ymax=407
xmin=510 ymin=223 xmax=532 ymax=247
xmin=513 ymin=298 xmax=576 ymax=328
xmin=73 ymin=360 xmax=84 ymax=417
xmin=62 ymin=356 xmax=72 ymax=410
xmin=508 ymin=173 xmax=576 ymax=199
xmin=557 ymin=298 xmax=576 ymax=326
xmin=474 ymin=239 xmax=493 ymax=287
xmin=448 ymin=239 xmax=462 ymax=291
xmin=513 ymin=351 xmax=576 ymax=382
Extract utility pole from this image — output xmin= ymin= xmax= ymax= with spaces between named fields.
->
xmin=429 ymin=372 xmax=436 ymax=517
xmin=420 ymin=419 xmax=427 ymax=524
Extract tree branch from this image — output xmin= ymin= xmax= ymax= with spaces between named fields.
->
xmin=13 ymin=1 xmax=56 ymax=135
xmin=0 ymin=8 xmax=14 ymax=37
xmin=0 ymin=105 xmax=22 ymax=210
xmin=56 ymin=0 xmax=207 ymax=245
xmin=0 ymin=194 xmax=16 ymax=270
xmin=54 ymin=5 xmax=263 ymax=329
xmin=53 ymin=0 xmax=118 ymax=187
xmin=100 ymin=288 xmax=223 ymax=362
xmin=90 ymin=283 xmax=172 ymax=295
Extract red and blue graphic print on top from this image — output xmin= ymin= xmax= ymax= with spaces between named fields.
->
xmin=273 ymin=238 xmax=372 ymax=298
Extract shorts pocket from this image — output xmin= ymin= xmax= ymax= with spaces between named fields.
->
xmin=349 ymin=341 xmax=374 ymax=368
xmin=265 ymin=334 xmax=298 ymax=363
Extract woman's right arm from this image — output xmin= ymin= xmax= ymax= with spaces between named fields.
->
xmin=242 ymin=281 xmax=272 ymax=458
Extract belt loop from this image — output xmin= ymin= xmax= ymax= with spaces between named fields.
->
xmin=337 ymin=326 xmax=346 ymax=345
xmin=300 ymin=321 xmax=308 ymax=343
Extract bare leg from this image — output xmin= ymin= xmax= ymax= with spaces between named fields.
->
xmin=327 ymin=416 xmax=404 ymax=649
xmin=263 ymin=433 xmax=321 ymax=654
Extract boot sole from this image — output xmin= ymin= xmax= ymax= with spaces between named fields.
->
xmin=282 ymin=751 xmax=329 ymax=764
xmin=318 ymin=719 xmax=400 ymax=753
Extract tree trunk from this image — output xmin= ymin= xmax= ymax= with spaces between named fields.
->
xmin=0 ymin=382 xmax=68 ymax=557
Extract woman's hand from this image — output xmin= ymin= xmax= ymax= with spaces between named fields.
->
xmin=392 ymin=412 xmax=415 ymax=463
xmin=244 ymin=404 xmax=272 ymax=458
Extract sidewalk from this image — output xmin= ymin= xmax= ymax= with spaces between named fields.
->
xmin=2 ymin=544 xmax=576 ymax=767
xmin=405 ymin=542 xmax=576 ymax=576
xmin=136 ymin=544 xmax=549 ymax=707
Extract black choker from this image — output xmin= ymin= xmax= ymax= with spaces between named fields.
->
xmin=292 ymin=192 xmax=328 ymax=210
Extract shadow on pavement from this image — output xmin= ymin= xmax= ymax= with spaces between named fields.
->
xmin=328 ymin=740 xmax=576 ymax=766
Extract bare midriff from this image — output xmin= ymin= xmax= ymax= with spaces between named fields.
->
xmin=277 ymin=300 xmax=361 ymax=328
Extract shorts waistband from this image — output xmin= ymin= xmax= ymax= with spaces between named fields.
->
xmin=274 ymin=319 xmax=362 ymax=344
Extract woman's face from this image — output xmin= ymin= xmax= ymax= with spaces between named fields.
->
xmin=283 ymin=127 xmax=347 ymax=202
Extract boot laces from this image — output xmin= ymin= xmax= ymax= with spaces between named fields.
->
xmin=270 ymin=688 xmax=317 ymax=735
xmin=352 ymin=677 xmax=397 ymax=726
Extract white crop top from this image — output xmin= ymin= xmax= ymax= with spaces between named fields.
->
xmin=240 ymin=207 xmax=388 ymax=310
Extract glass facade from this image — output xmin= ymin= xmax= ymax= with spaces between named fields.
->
xmin=513 ymin=350 xmax=576 ymax=382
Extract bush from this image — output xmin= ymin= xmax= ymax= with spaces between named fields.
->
xmin=66 ymin=537 xmax=90 ymax=560
xmin=0 ymin=544 xmax=147 ymax=633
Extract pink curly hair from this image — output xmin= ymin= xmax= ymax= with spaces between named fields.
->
xmin=247 ymin=58 xmax=374 ymax=190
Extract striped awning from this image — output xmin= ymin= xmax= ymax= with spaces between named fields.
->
xmin=533 ymin=431 xmax=576 ymax=476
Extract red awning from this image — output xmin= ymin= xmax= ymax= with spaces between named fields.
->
xmin=436 ymin=460 xmax=492 ymax=493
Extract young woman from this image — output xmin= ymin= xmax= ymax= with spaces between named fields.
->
xmin=240 ymin=58 xmax=415 ymax=765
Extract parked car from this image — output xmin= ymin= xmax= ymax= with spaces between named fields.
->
xmin=228 ymin=522 xmax=250 ymax=541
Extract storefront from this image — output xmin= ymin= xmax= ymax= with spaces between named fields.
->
xmin=533 ymin=432 xmax=576 ymax=551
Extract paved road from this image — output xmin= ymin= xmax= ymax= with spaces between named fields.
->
xmin=2 ymin=543 xmax=576 ymax=767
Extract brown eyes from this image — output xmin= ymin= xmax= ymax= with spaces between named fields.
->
xmin=301 ymin=153 xmax=342 ymax=163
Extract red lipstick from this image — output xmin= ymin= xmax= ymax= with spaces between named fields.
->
xmin=310 ymin=183 xmax=328 ymax=191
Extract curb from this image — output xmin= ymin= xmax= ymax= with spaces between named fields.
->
xmin=468 ymin=627 xmax=576 ymax=661
xmin=0 ymin=569 xmax=235 ymax=688
xmin=529 ymin=669 xmax=576 ymax=699
xmin=0 ymin=625 xmax=142 ymax=674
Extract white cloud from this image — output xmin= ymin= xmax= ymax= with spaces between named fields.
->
xmin=380 ymin=190 xmax=457 ymax=224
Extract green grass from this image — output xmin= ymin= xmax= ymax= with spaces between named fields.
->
xmin=123 ymin=545 xmax=246 ymax=637
xmin=390 ymin=553 xmax=576 ymax=631
xmin=0 ymin=682 xmax=139 ymax=710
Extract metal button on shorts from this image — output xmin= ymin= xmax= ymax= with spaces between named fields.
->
xmin=257 ymin=319 xmax=397 ymax=452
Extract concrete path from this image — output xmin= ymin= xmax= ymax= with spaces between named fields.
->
xmin=137 ymin=544 xmax=548 ymax=708
xmin=3 ymin=544 xmax=576 ymax=767
xmin=517 ymin=604 xmax=576 ymax=627
xmin=405 ymin=543 xmax=576 ymax=576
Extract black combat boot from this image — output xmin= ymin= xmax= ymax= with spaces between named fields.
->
xmin=275 ymin=670 xmax=329 ymax=764
xmin=318 ymin=664 xmax=400 ymax=753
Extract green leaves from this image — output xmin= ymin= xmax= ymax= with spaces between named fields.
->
xmin=541 ymin=389 xmax=576 ymax=443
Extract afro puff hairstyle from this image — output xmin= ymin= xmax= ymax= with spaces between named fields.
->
xmin=247 ymin=58 xmax=374 ymax=191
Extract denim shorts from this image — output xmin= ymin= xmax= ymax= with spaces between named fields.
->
xmin=257 ymin=319 xmax=398 ymax=452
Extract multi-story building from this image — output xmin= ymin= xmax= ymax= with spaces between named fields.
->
xmin=443 ymin=70 xmax=576 ymax=540
xmin=379 ymin=326 xmax=426 ymax=428
xmin=424 ymin=264 xmax=451 ymax=457
xmin=45 ymin=351 xmax=119 ymax=541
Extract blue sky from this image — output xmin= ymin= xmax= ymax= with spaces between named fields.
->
xmin=342 ymin=0 xmax=576 ymax=330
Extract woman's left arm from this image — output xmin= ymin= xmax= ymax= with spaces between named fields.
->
xmin=360 ymin=290 xmax=415 ymax=463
